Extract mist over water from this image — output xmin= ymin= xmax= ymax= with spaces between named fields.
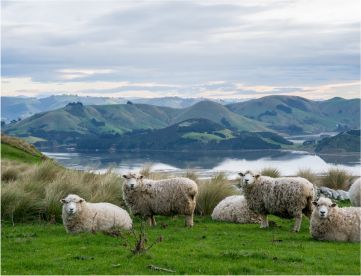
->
xmin=42 ymin=149 xmax=361 ymax=179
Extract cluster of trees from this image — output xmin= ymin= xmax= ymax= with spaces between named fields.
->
xmin=91 ymin=118 xmax=105 ymax=127
xmin=257 ymin=110 xmax=277 ymax=121
xmin=123 ymin=128 xmax=153 ymax=136
xmin=66 ymin=101 xmax=83 ymax=107
xmin=276 ymin=104 xmax=292 ymax=114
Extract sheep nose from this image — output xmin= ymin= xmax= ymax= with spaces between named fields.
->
xmin=130 ymin=184 xmax=134 ymax=188
xmin=320 ymin=211 xmax=325 ymax=215
xmin=69 ymin=208 xmax=74 ymax=211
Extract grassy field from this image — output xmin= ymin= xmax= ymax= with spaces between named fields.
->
xmin=1 ymin=144 xmax=43 ymax=164
xmin=2 ymin=212 xmax=360 ymax=275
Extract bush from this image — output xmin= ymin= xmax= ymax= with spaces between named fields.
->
xmin=260 ymin=167 xmax=282 ymax=178
xmin=296 ymin=167 xmax=318 ymax=185
xmin=319 ymin=167 xmax=357 ymax=190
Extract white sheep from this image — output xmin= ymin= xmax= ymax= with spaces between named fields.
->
xmin=211 ymin=195 xmax=261 ymax=224
xmin=310 ymin=197 xmax=360 ymax=242
xmin=61 ymin=194 xmax=132 ymax=233
xmin=238 ymin=170 xmax=314 ymax=232
xmin=122 ymin=171 xmax=198 ymax=227
xmin=349 ymin=178 xmax=361 ymax=207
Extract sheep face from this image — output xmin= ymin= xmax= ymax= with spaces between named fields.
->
xmin=238 ymin=170 xmax=261 ymax=186
xmin=312 ymin=198 xmax=337 ymax=219
xmin=122 ymin=171 xmax=144 ymax=189
xmin=60 ymin=194 xmax=85 ymax=215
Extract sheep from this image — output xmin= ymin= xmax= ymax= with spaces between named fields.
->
xmin=310 ymin=197 xmax=360 ymax=242
xmin=211 ymin=195 xmax=261 ymax=224
xmin=60 ymin=194 xmax=132 ymax=233
xmin=238 ymin=170 xmax=314 ymax=232
xmin=349 ymin=178 xmax=361 ymax=207
xmin=122 ymin=171 xmax=198 ymax=227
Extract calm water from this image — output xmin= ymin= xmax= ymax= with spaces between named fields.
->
xmin=284 ymin=132 xmax=339 ymax=143
xmin=42 ymin=149 xmax=361 ymax=179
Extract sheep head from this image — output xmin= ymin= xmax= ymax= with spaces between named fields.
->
xmin=60 ymin=194 xmax=85 ymax=215
xmin=122 ymin=171 xmax=144 ymax=189
xmin=238 ymin=170 xmax=261 ymax=187
xmin=312 ymin=197 xmax=337 ymax=219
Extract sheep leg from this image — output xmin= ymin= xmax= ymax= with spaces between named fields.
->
xmin=185 ymin=214 xmax=193 ymax=227
xmin=293 ymin=214 xmax=302 ymax=232
xmin=260 ymin=215 xmax=269 ymax=228
xmin=147 ymin=216 xmax=153 ymax=227
xmin=151 ymin=216 xmax=157 ymax=226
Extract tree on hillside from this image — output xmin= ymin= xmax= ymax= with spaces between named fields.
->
xmin=127 ymin=101 xmax=133 ymax=105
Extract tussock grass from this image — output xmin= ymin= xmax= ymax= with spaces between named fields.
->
xmin=196 ymin=172 xmax=239 ymax=216
xmin=296 ymin=167 xmax=319 ymax=184
xmin=183 ymin=166 xmax=200 ymax=182
xmin=320 ymin=167 xmax=357 ymax=190
xmin=260 ymin=167 xmax=282 ymax=178
xmin=1 ymin=133 xmax=43 ymax=158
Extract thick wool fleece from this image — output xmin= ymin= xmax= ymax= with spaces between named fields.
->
xmin=123 ymin=177 xmax=198 ymax=217
xmin=310 ymin=197 xmax=361 ymax=242
xmin=349 ymin=178 xmax=361 ymax=207
xmin=212 ymin=195 xmax=261 ymax=224
xmin=62 ymin=195 xmax=132 ymax=234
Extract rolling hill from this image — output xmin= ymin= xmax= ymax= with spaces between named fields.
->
xmin=226 ymin=95 xmax=360 ymax=134
xmin=314 ymin=129 xmax=360 ymax=154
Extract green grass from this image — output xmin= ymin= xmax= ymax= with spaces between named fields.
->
xmin=182 ymin=130 xmax=235 ymax=142
xmin=1 ymin=144 xmax=43 ymax=164
xmin=2 ymin=214 xmax=359 ymax=275
xmin=21 ymin=136 xmax=46 ymax=144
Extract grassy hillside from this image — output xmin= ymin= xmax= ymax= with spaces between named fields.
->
xmin=226 ymin=96 xmax=360 ymax=134
xmin=315 ymin=129 xmax=360 ymax=154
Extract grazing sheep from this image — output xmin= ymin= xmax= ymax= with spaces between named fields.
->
xmin=238 ymin=170 xmax=314 ymax=232
xmin=122 ymin=171 xmax=198 ymax=227
xmin=61 ymin=194 xmax=132 ymax=234
xmin=349 ymin=178 xmax=361 ymax=207
xmin=310 ymin=197 xmax=360 ymax=242
xmin=211 ymin=195 xmax=261 ymax=224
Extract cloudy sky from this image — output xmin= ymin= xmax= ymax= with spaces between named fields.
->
xmin=1 ymin=0 xmax=360 ymax=100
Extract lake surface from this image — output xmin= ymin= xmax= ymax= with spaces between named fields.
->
xmin=284 ymin=132 xmax=339 ymax=143
xmin=42 ymin=149 xmax=361 ymax=179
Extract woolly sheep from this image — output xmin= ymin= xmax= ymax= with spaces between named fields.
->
xmin=212 ymin=195 xmax=261 ymax=224
xmin=310 ymin=197 xmax=360 ymax=242
xmin=238 ymin=170 xmax=314 ymax=232
xmin=122 ymin=171 xmax=198 ymax=227
xmin=349 ymin=178 xmax=361 ymax=207
xmin=61 ymin=194 xmax=132 ymax=233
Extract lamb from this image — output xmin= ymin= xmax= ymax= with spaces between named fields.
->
xmin=211 ymin=195 xmax=261 ymax=224
xmin=122 ymin=171 xmax=198 ymax=227
xmin=310 ymin=197 xmax=360 ymax=242
xmin=61 ymin=194 xmax=132 ymax=233
xmin=349 ymin=178 xmax=361 ymax=207
xmin=238 ymin=170 xmax=314 ymax=232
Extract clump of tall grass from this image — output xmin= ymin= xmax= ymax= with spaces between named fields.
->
xmin=196 ymin=172 xmax=240 ymax=216
xmin=319 ymin=167 xmax=357 ymax=190
xmin=296 ymin=167 xmax=319 ymax=184
xmin=139 ymin=162 xmax=168 ymax=180
xmin=260 ymin=167 xmax=282 ymax=178
xmin=183 ymin=166 xmax=200 ymax=182
xmin=1 ymin=132 xmax=43 ymax=158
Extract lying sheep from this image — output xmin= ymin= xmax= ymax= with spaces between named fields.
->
xmin=61 ymin=194 xmax=132 ymax=233
xmin=212 ymin=195 xmax=261 ymax=224
xmin=122 ymin=171 xmax=198 ymax=227
xmin=349 ymin=178 xmax=361 ymax=207
xmin=239 ymin=170 xmax=314 ymax=232
xmin=310 ymin=197 xmax=360 ymax=242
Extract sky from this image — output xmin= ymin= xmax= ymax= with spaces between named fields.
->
xmin=1 ymin=0 xmax=360 ymax=100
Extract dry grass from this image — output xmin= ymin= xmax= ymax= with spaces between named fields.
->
xmin=1 ymin=133 xmax=44 ymax=158
xmin=183 ymin=166 xmax=200 ymax=182
xmin=260 ymin=167 xmax=282 ymax=178
xmin=319 ymin=167 xmax=358 ymax=190
xmin=296 ymin=167 xmax=319 ymax=184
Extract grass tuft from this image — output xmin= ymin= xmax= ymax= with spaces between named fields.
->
xmin=319 ymin=167 xmax=357 ymax=190
xmin=296 ymin=167 xmax=318 ymax=184
xmin=260 ymin=167 xmax=282 ymax=178
xmin=183 ymin=166 xmax=200 ymax=182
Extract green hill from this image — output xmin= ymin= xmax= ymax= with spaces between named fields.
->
xmin=314 ymin=129 xmax=360 ymax=154
xmin=76 ymin=118 xmax=281 ymax=151
xmin=226 ymin=96 xmax=360 ymax=134
xmin=3 ymin=101 xmax=272 ymax=146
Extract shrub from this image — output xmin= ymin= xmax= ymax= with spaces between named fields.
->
xmin=260 ymin=167 xmax=282 ymax=178
xmin=319 ymin=167 xmax=357 ymax=190
xmin=296 ymin=167 xmax=318 ymax=185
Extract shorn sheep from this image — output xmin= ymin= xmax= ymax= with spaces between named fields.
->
xmin=212 ymin=195 xmax=261 ymax=224
xmin=61 ymin=194 xmax=132 ymax=233
xmin=239 ymin=170 xmax=314 ymax=232
xmin=122 ymin=171 xmax=198 ymax=227
xmin=349 ymin=178 xmax=361 ymax=207
xmin=310 ymin=197 xmax=360 ymax=242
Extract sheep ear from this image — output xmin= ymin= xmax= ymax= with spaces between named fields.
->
xmin=79 ymin=199 xmax=84 ymax=203
xmin=122 ymin=174 xmax=127 ymax=179
xmin=312 ymin=201 xmax=317 ymax=206
xmin=140 ymin=175 xmax=144 ymax=179
xmin=238 ymin=172 xmax=245 ymax=176
xmin=331 ymin=203 xmax=337 ymax=207
xmin=60 ymin=199 xmax=66 ymax=204
xmin=255 ymin=174 xmax=261 ymax=178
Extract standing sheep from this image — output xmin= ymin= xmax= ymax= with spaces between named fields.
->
xmin=238 ymin=170 xmax=314 ymax=232
xmin=310 ymin=197 xmax=360 ymax=242
xmin=61 ymin=194 xmax=132 ymax=233
xmin=122 ymin=171 xmax=198 ymax=227
xmin=349 ymin=178 xmax=361 ymax=207
xmin=212 ymin=195 xmax=261 ymax=224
